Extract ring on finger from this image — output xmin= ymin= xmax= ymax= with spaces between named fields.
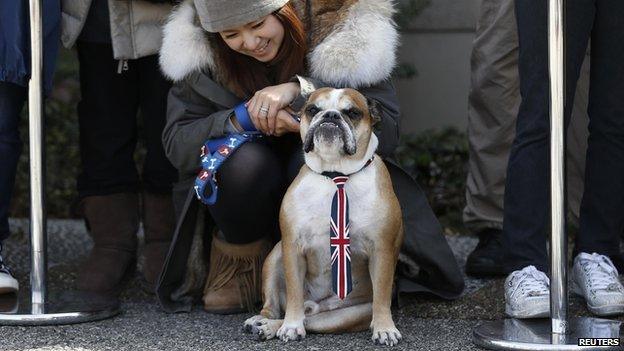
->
xmin=259 ymin=105 xmax=269 ymax=117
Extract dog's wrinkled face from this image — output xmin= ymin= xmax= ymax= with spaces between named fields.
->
xmin=300 ymin=88 xmax=381 ymax=160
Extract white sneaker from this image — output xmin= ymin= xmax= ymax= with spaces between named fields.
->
xmin=0 ymin=254 xmax=19 ymax=295
xmin=572 ymin=252 xmax=624 ymax=316
xmin=505 ymin=265 xmax=550 ymax=318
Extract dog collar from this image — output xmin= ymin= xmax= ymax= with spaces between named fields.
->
xmin=320 ymin=156 xmax=375 ymax=179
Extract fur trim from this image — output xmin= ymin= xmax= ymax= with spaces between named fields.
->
xmin=308 ymin=0 xmax=398 ymax=87
xmin=159 ymin=0 xmax=215 ymax=81
xmin=159 ymin=0 xmax=398 ymax=86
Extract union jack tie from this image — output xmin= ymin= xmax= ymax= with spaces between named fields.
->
xmin=329 ymin=175 xmax=352 ymax=299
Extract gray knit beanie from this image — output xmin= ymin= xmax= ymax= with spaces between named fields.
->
xmin=194 ymin=0 xmax=290 ymax=33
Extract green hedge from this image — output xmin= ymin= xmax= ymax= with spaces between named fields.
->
xmin=395 ymin=128 xmax=468 ymax=232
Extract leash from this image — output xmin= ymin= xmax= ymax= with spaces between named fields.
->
xmin=194 ymin=102 xmax=299 ymax=205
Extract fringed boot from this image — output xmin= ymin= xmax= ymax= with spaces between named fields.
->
xmin=202 ymin=232 xmax=272 ymax=314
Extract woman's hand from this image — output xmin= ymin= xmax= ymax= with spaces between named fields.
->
xmin=247 ymin=82 xmax=300 ymax=135
xmin=273 ymin=109 xmax=301 ymax=137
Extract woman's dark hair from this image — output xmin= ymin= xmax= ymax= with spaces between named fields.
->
xmin=210 ymin=3 xmax=307 ymax=98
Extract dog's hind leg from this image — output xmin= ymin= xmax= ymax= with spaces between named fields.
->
xmin=304 ymin=302 xmax=372 ymax=334
xmin=244 ymin=244 xmax=284 ymax=334
xmin=259 ymin=243 xmax=284 ymax=319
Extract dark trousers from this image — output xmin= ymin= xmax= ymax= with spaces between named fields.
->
xmin=208 ymin=135 xmax=303 ymax=244
xmin=76 ymin=41 xmax=177 ymax=198
xmin=0 ymin=82 xmax=27 ymax=244
xmin=504 ymin=0 xmax=624 ymax=273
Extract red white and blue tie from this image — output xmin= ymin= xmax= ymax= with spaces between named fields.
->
xmin=329 ymin=175 xmax=352 ymax=299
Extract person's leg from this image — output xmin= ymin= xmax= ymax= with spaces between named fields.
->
xmin=202 ymin=141 xmax=283 ymax=313
xmin=135 ymin=54 xmax=177 ymax=291
xmin=208 ymin=141 xmax=284 ymax=244
xmin=136 ymin=54 xmax=177 ymax=195
xmin=463 ymin=0 xmax=519 ymax=276
xmin=503 ymin=0 xmax=593 ymax=319
xmin=576 ymin=0 xmax=624 ymax=260
xmin=571 ymin=2 xmax=624 ymax=316
xmin=76 ymin=43 xmax=140 ymax=198
xmin=74 ymin=41 xmax=141 ymax=298
xmin=0 ymin=82 xmax=27 ymax=246
xmin=0 ymin=81 xmax=27 ymax=294
xmin=503 ymin=0 xmax=593 ymax=274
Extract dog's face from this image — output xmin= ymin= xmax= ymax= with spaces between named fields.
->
xmin=300 ymin=88 xmax=381 ymax=160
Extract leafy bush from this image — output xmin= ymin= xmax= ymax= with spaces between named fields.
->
xmin=10 ymin=48 xmax=81 ymax=218
xmin=395 ymin=127 xmax=468 ymax=232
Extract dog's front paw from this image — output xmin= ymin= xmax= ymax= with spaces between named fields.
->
xmin=243 ymin=316 xmax=283 ymax=341
xmin=243 ymin=315 xmax=265 ymax=334
xmin=257 ymin=319 xmax=283 ymax=341
xmin=371 ymin=323 xmax=402 ymax=346
xmin=276 ymin=320 xmax=306 ymax=342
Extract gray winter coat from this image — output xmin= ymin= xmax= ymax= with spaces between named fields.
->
xmin=61 ymin=0 xmax=171 ymax=59
xmin=156 ymin=0 xmax=465 ymax=312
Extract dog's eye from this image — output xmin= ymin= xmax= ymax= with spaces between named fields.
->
xmin=306 ymin=105 xmax=320 ymax=116
xmin=344 ymin=108 xmax=362 ymax=119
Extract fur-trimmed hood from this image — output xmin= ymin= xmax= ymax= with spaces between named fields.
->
xmin=159 ymin=0 xmax=399 ymax=88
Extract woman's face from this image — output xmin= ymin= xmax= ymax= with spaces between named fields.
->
xmin=219 ymin=15 xmax=285 ymax=63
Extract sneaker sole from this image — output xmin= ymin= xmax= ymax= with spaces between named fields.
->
xmin=571 ymin=279 xmax=624 ymax=316
xmin=505 ymin=304 xmax=550 ymax=319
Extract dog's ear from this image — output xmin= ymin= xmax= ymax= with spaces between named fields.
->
xmin=366 ymin=97 xmax=382 ymax=126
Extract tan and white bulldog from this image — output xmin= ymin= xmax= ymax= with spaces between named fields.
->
xmin=243 ymin=88 xmax=404 ymax=346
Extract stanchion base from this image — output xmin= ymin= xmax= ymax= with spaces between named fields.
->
xmin=473 ymin=317 xmax=622 ymax=350
xmin=0 ymin=290 xmax=120 ymax=326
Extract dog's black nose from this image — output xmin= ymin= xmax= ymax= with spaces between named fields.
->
xmin=324 ymin=111 xmax=341 ymax=120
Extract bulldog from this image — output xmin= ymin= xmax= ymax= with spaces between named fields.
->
xmin=243 ymin=88 xmax=404 ymax=346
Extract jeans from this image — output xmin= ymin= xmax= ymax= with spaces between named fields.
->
xmin=463 ymin=0 xmax=591 ymax=233
xmin=503 ymin=0 xmax=624 ymax=273
xmin=76 ymin=41 xmax=177 ymax=197
xmin=0 ymin=82 xmax=27 ymax=244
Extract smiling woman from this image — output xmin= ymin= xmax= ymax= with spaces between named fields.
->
xmin=157 ymin=0 xmax=464 ymax=317
xmin=210 ymin=4 xmax=306 ymax=99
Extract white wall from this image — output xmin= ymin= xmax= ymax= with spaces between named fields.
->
xmin=395 ymin=32 xmax=474 ymax=134
xmin=393 ymin=0 xmax=480 ymax=133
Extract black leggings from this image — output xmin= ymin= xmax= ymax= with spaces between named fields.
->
xmin=76 ymin=41 xmax=177 ymax=197
xmin=208 ymin=135 xmax=304 ymax=244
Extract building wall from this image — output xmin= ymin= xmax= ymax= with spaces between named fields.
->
xmin=395 ymin=0 xmax=480 ymax=134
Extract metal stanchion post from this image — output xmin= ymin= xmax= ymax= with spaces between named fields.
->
xmin=471 ymin=0 xmax=622 ymax=349
xmin=0 ymin=0 xmax=119 ymax=325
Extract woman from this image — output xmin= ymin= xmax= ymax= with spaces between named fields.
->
xmin=157 ymin=0 xmax=464 ymax=314
xmin=503 ymin=0 xmax=624 ymax=318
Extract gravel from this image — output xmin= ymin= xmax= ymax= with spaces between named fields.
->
xmin=0 ymin=219 xmax=621 ymax=350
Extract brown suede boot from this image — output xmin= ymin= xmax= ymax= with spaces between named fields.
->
xmin=141 ymin=191 xmax=175 ymax=293
xmin=75 ymin=193 xmax=139 ymax=298
xmin=203 ymin=232 xmax=272 ymax=314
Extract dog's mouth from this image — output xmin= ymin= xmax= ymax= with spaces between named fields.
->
xmin=319 ymin=120 xmax=340 ymax=128
xmin=303 ymin=116 xmax=356 ymax=155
